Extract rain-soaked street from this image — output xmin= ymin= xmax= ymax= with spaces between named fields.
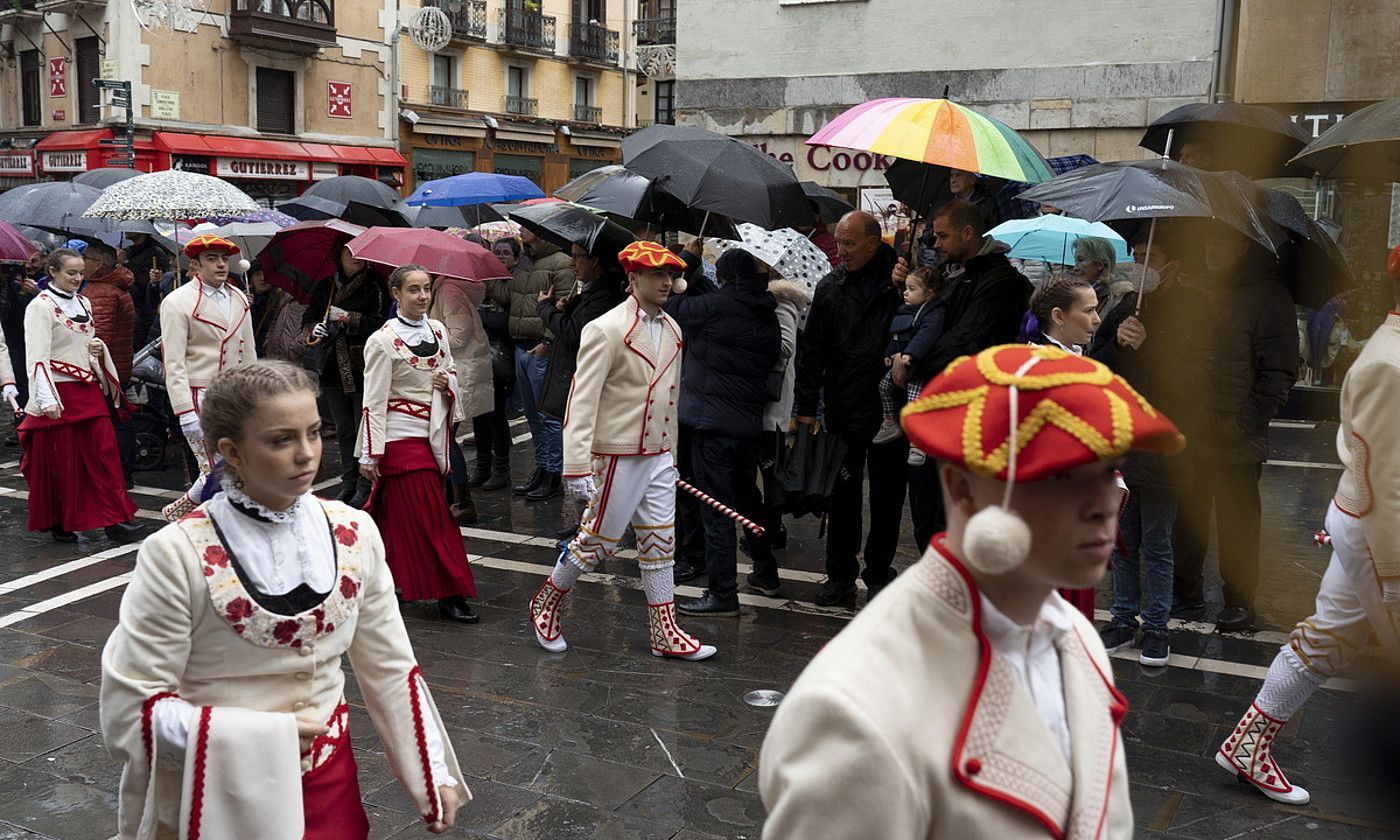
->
xmin=0 ymin=417 xmax=1396 ymax=839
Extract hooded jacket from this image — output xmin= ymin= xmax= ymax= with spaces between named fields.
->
xmin=85 ymin=265 xmax=136 ymax=385
xmin=794 ymin=243 xmax=902 ymax=437
xmin=763 ymin=279 xmax=811 ymax=431
xmin=666 ymin=250 xmax=782 ymax=436
xmin=488 ymin=239 xmax=575 ymax=342
xmin=913 ymin=237 xmax=1031 ymax=382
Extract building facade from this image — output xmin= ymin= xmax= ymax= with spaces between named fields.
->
xmin=0 ymin=0 xmax=406 ymax=200
xmin=674 ymin=0 xmax=1225 ymax=203
xmin=396 ymin=0 xmax=630 ymax=194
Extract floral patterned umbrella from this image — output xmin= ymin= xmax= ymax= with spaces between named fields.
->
xmin=82 ymin=170 xmax=260 ymax=222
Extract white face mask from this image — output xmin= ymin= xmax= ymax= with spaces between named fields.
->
xmin=1131 ymin=264 xmax=1163 ymax=295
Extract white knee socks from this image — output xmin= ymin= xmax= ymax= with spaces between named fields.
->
xmin=1255 ymin=647 xmax=1327 ymax=721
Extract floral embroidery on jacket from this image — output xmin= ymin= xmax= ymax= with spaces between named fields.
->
xmin=181 ymin=500 xmax=366 ymax=649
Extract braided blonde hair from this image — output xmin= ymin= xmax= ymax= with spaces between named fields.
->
xmin=200 ymin=361 xmax=320 ymax=476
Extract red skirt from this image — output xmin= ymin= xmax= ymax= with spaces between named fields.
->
xmin=18 ymin=381 xmax=137 ymax=532
xmin=302 ymin=725 xmax=369 ymax=840
xmin=365 ymin=438 xmax=476 ymax=601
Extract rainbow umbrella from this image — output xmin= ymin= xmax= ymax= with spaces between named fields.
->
xmin=806 ymin=98 xmax=1052 ymax=184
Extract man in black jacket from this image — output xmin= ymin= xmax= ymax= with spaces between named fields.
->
xmin=1171 ymin=231 xmax=1298 ymax=631
xmin=897 ymin=200 xmax=1033 ymax=548
xmin=667 ymin=248 xmax=781 ymax=615
xmin=794 ymin=211 xmax=904 ymax=608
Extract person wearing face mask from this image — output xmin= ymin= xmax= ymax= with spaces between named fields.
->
xmin=1089 ymin=229 xmax=1213 ymax=659
xmin=1072 ymin=236 xmax=1133 ymax=318
xmin=304 ymin=244 xmax=388 ymax=510
xmin=158 ymin=235 xmax=257 ymax=521
xmin=18 ymin=248 xmax=139 ymax=543
xmin=356 ymin=265 xmax=478 ymax=625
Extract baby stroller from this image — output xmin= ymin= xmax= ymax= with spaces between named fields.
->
xmin=127 ymin=338 xmax=174 ymax=472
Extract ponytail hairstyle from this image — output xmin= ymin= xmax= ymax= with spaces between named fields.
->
xmin=1019 ymin=272 xmax=1094 ymax=342
xmin=388 ymin=263 xmax=429 ymax=291
xmin=45 ymin=247 xmax=83 ymax=277
xmin=199 ymin=360 xmax=320 ymax=479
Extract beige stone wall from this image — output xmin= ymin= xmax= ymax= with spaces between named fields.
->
xmin=1234 ymin=0 xmax=1400 ymax=103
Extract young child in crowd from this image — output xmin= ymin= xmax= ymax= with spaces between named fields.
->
xmin=873 ymin=266 xmax=945 ymax=445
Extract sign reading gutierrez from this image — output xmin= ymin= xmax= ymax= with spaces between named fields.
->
xmin=215 ymin=158 xmax=310 ymax=180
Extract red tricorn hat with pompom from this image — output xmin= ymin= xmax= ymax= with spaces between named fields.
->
xmin=618 ymin=240 xmax=685 ymax=274
xmin=900 ymin=344 xmax=1184 ymax=482
xmin=183 ymin=234 xmax=240 ymax=259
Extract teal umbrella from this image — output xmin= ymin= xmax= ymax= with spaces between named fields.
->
xmin=987 ymin=216 xmax=1129 ymax=266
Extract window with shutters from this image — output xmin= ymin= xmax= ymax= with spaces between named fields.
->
xmin=75 ymin=38 xmax=100 ymax=125
xmin=19 ymin=50 xmax=40 ymax=128
xmin=255 ymin=67 xmax=296 ymax=135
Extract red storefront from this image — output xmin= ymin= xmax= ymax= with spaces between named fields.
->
xmin=31 ymin=129 xmax=407 ymax=201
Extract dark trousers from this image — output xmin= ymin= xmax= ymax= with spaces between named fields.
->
xmin=1172 ymin=459 xmax=1262 ymax=610
xmin=691 ymin=429 xmax=763 ymax=601
xmin=906 ymin=454 xmax=946 ymax=551
xmin=675 ymin=423 xmax=706 ymax=567
xmin=745 ymin=430 xmax=783 ymax=578
xmin=110 ymin=401 xmax=134 ymax=481
xmin=471 ymin=382 xmax=513 ymax=462
xmin=322 ymin=384 xmax=366 ymax=492
xmin=827 ymin=434 xmax=908 ymax=588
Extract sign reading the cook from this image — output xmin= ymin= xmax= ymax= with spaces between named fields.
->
xmin=42 ymin=151 xmax=87 ymax=173
xmin=48 ymin=58 xmax=67 ymax=97
xmin=215 ymin=158 xmax=310 ymax=180
xmin=748 ymin=137 xmax=894 ymax=188
xmin=0 ymin=152 xmax=35 ymax=176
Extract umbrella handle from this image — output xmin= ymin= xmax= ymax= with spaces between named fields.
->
xmin=305 ymin=279 xmax=338 ymax=347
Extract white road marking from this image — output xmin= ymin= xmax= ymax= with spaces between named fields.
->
xmin=650 ymin=729 xmax=685 ymax=778
xmin=0 ymin=572 xmax=132 ymax=628
xmin=1264 ymin=459 xmax=1343 ymax=470
xmin=0 ymin=544 xmax=139 ymax=595
xmin=1269 ymin=420 xmax=1317 ymax=430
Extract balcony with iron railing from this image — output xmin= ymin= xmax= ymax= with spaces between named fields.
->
xmin=505 ymin=95 xmax=538 ymax=116
xmin=1 ymin=0 xmax=44 ymax=18
xmin=569 ymin=21 xmax=618 ymax=66
xmin=632 ymin=13 xmax=674 ymax=46
xmin=498 ymin=7 xmax=555 ymax=54
xmin=422 ymin=0 xmax=486 ymax=40
xmin=573 ymin=103 xmax=602 ymax=123
xmin=229 ymin=0 xmax=336 ymax=54
xmin=428 ymin=85 xmax=470 ymax=109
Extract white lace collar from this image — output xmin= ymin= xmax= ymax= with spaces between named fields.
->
xmin=224 ymin=484 xmax=305 ymax=525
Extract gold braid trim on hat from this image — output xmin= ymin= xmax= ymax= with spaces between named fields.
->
xmin=976 ymin=345 xmax=1114 ymax=390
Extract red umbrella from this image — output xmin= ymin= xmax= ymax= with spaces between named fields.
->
xmin=345 ymin=227 xmax=511 ymax=281
xmin=259 ymin=219 xmax=366 ymax=304
xmin=0 ymin=221 xmax=39 ymax=261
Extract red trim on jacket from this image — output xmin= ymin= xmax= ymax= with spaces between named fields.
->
xmin=187 ymin=705 xmax=213 ymax=840
xmin=406 ymin=666 xmax=440 ymax=824
xmin=140 ymin=691 xmax=182 ymax=768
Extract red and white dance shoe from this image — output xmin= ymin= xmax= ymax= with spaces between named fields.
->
xmin=1215 ymin=703 xmax=1310 ymax=804
xmin=648 ymin=602 xmax=716 ymax=661
xmin=529 ymin=579 xmax=570 ymax=653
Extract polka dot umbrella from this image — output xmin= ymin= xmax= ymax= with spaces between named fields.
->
xmin=713 ymin=223 xmax=829 ymax=328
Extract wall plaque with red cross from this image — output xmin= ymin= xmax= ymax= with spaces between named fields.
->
xmin=327 ymin=81 xmax=352 ymax=119
xmin=49 ymin=58 xmax=67 ymax=97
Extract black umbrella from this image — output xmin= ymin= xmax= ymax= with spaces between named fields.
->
xmin=415 ymin=201 xmax=505 ymax=229
xmin=280 ymin=175 xmax=400 ymax=221
xmin=504 ymin=202 xmax=635 ymax=260
xmin=1141 ymin=102 xmax=1311 ymax=179
xmin=884 ymin=158 xmax=1012 ymax=218
xmin=0 ymin=182 xmax=118 ymax=240
xmin=1290 ymin=97 xmax=1400 ymax=181
xmin=342 ymin=199 xmax=410 ymax=228
xmin=800 ymin=181 xmax=854 ymax=225
xmin=622 ymin=124 xmax=809 ymax=230
xmin=554 ymin=164 xmax=738 ymax=238
xmin=1017 ymin=160 xmax=1288 ymax=253
xmin=73 ymin=168 xmax=143 ymax=189
xmin=1241 ymin=177 xmax=1354 ymax=308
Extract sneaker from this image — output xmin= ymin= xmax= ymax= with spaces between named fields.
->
xmin=814 ymin=580 xmax=856 ymax=609
xmin=1216 ymin=606 xmax=1254 ymax=632
xmin=1099 ymin=623 xmax=1136 ymax=654
xmin=907 ymin=447 xmax=926 ymax=466
xmin=871 ymin=418 xmax=902 ymax=445
xmin=1139 ymin=630 xmax=1170 ymax=667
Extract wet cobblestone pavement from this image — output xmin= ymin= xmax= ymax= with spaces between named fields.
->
xmin=0 ymin=418 xmax=1396 ymax=838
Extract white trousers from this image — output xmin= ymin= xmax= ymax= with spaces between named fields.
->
xmin=1288 ymin=502 xmax=1400 ymax=679
xmin=565 ymin=452 xmax=677 ymax=574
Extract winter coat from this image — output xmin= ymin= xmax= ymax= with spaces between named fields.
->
xmin=886 ymin=298 xmax=947 ymax=362
xmin=794 ymin=243 xmax=901 ymax=437
xmin=251 ymin=287 xmax=291 ymax=358
xmin=263 ymin=296 xmax=309 ymax=364
xmin=536 ymin=271 xmax=627 ymax=421
xmin=912 ymin=238 xmax=1031 ymax=382
xmin=429 ymin=277 xmax=494 ymax=421
xmin=665 ymin=252 xmax=781 ymax=437
xmin=1089 ymin=277 xmax=1212 ymax=488
xmin=124 ymin=237 xmax=168 ymax=347
xmin=763 ymin=279 xmax=811 ymax=432
xmin=300 ymin=269 xmax=388 ymax=393
xmin=85 ymin=265 xmax=136 ymax=385
xmin=487 ymin=240 xmax=575 ymax=342
xmin=1195 ymin=265 xmax=1298 ymax=464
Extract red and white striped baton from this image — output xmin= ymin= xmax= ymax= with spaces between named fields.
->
xmin=676 ymin=478 xmax=766 ymax=537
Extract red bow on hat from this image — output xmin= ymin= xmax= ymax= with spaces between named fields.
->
xmin=901 ymin=344 xmax=1184 ymax=482
xmin=183 ymin=234 xmax=240 ymax=259
xmin=618 ymin=240 xmax=685 ymax=274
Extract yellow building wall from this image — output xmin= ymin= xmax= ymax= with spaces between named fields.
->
xmin=1234 ymin=0 xmax=1400 ymax=103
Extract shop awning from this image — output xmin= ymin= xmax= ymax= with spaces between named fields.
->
xmin=415 ymin=114 xmax=488 ymax=139
xmin=153 ymin=132 xmax=407 ymax=167
xmin=36 ymin=128 xmax=114 ymax=150
xmin=569 ymin=130 xmax=622 ymax=149
xmin=494 ymin=122 xmax=556 ymax=145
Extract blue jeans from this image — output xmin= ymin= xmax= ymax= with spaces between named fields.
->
xmin=514 ymin=343 xmax=561 ymax=473
xmin=1110 ymin=482 xmax=1177 ymax=632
